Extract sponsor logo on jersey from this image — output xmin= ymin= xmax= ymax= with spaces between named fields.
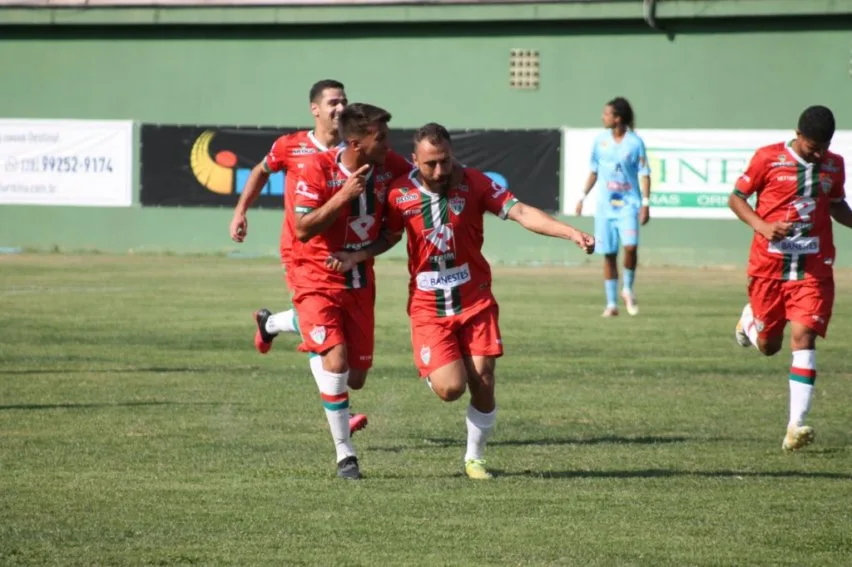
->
xmin=768 ymin=236 xmax=820 ymax=255
xmin=295 ymin=181 xmax=319 ymax=200
xmin=292 ymin=143 xmax=318 ymax=156
xmin=415 ymin=263 xmax=472 ymax=291
xmin=395 ymin=192 xmax=418 ymax=204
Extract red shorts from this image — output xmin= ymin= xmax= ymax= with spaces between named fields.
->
xmin=293 ymin=286 xmax=375 ymax=369
xmin=748 ymin=276 xmax=834 ymax=339
xmin=409 ymin=303 xmax=503 ymax=378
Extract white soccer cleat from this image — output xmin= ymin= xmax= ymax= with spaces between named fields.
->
xmin=782 ymin=424 xmax=815 ymax=453
xmin=621 ymin=291 xmax=639 ymax=316
xmin=735 ymin=303 xmax=753 ymax=347
xmin=601 ymin=306 xmax=619 ymax=317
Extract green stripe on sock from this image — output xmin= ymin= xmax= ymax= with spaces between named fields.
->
xmin=789 ymin=373 xmax=816 ymax=386
xmin=322 ymin=399 xmax=349 ymax=412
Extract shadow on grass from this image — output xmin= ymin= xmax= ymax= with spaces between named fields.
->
xmin=0 ymin=401 xmax=240 ymax=411
xmin=495 ymin=469 xmax=852 ymax=480
xmin=371 ymin=435 xmax=697 ymax=453
xmin=0 ymin=366 xmax=258 ymax=376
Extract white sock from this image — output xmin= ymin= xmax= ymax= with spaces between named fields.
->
xmin=266 ymin=309 xmax=298 ymax=334
xmin=309 ymin=356 xmax=355 ymax=462
xmin=739 ymin=303 xmax=759 ymax=347
xmin=789 ymin=349 xmax=816 ymax=427
xmin=464 ymin=404 xmax=496 ymax=462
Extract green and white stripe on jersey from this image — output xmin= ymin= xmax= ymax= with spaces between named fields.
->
xmin=419 ymin=190 xmax=464 ymax=317
xmin=781 ymin=151 xmax=819 ymax=281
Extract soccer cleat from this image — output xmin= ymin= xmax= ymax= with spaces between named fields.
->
xmin=601 ymin=306 xmax=619 ymax=317
xmin=253 ymin=308 xmax=277 ymax=354
xmin=735 ymin=303 xmax=753 ymax=347
xmin=782 ymin=425 xmax=815 ymax=453
xmin=735 ymin=320 xmax=751 ymax=347
xmin=621 ymin=291 xmax=639 ymax=316
xmin=464 ymin=459 xmax=493 ymax=480
xmin=349 ymin=413 xmax=368 ymax=435
xmin=337 ymin=455 xmax=361 ymax=480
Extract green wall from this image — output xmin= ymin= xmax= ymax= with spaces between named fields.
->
xmin=1 ymin=13 xmax=851 ymax=266
xmin=1 ymin=19 xmax=851 ymax=130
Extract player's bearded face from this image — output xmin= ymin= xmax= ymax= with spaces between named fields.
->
xmin=414 ymin=139 xmax=453 ymax=191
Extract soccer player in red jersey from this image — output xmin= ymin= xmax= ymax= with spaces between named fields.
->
xmin=229 ymin=79 xmax=346 ymax=354
xmin=291 ymin=103 xmax=413 ymax=479
xmin=327 ymin=123 xmax=595 ymax=479
xmin=729 ymin=105 xmax=850 ymax=452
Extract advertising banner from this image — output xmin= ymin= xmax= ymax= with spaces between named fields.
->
xmin=0 ymin=119 xmax=133 ymax=207
xmin=562 ymin=128 xmax=852 ymax=219
xmin=141 ymin=125 xmax=561 ymax=212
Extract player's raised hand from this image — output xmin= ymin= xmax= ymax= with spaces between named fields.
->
xmin=230 ymin=212 xmax=248 ymax=243
xmin=573 ymin=231 xmax=595 ymax=255
xmin=760 ymin=220 xmax=792 ymax=242
xmin=325 ymin=251 xmax=359 ymax=273
xmin=340 ymin=164 xmax=371 ymax=201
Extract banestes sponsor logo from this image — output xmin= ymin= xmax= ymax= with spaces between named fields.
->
xmin=415 ymin=263 xmax=472 ymax=291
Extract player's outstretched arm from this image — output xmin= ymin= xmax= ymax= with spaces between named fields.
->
xmin=507 ymin=202 xmax=595 ymax=254
xmin=229 ymin=162 xmax=271 ymax=242
xmin=728 ymin=192 xmax=790 ymax=241
xmin=829 ymin=200 xmax=852 ymax=228
xmin=325 ymin=230 xmax=403 ymax=273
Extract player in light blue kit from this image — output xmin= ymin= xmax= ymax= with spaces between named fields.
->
xmin=575 ymin=97 xmax=651 ymax=317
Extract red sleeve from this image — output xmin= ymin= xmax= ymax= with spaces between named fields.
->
xmin=733 ymin=150 xmax=767 ymax=198
xmin=293 ymin=156 xmax=328 ymax=215
xmin=384 ymin=187 xmax=405 ymax=234
xmin=384 ymin=150 xmax=414 ymax=178
xmin=830 ymin=156 xmax=846 ymax=202
xmin=262 ymin=135 xmax=290 ymax=173
xmin=469 ymin=169 xmax=518 ymax=219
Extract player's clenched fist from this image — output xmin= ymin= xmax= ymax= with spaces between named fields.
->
xmin=759 ymin=220 xmax=792 ymax=242
xmin=573 ymin=231 xmax=595 ymax=254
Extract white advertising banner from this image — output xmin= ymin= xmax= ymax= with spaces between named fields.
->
xmin=0 ymin=119 xmax=133 ymax=207
xmin=562 ymin=128 xmax=852 ymax=219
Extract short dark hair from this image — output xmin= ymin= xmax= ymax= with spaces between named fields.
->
xmin=338 ymin=103 xmax=392 ymax=140
xmin=309 ymin=79 xmax=345 ymax=103
xmin=413 ymin=122 xmax=452 ymax=147
xmin=607 ymin=96 xmax=635 ymax=129
xmin=798 ymin=105 xmax=835 ymax=144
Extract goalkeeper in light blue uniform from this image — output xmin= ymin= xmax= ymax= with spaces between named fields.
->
xmin=575 ymin=97 xmax=651 ymax=317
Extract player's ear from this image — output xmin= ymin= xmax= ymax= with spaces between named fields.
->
xmin=310 ymin=102 xmax=320 ymax=118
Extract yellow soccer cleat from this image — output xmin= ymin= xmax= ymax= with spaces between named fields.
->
xmin=782 ymin=425 xmax=815 ymax=453
xmin=464 ymin=459 xmax=493 ymax=480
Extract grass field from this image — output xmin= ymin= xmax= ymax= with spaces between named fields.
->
xmin=2 ymin=254 xmax=851 ymax=566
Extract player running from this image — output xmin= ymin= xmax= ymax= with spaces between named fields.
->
xmin=730 ymin=105 xmax=849 ymax=452
xmin=575 ymin=97 xmax=651 ymax=317
xmin=327 ymin=123 xmax=595 ymax=479
xmin=291 ymin=103 xmax=413 ymax=479
xmin=228 ymin=79 xmax=346 ymax=354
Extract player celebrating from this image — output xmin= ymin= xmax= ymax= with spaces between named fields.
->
xmin=730 ymin=105 xmax=849 ymax=452
xmin=291 ymin=103 xmax=412 ymax=480
xmin=328 ymin=123 xmax=595 ymax=479
xmin=575 ymin=97 xmax=651 ymax=317
xmin=228 ymin=79 xmax=346 ymax=354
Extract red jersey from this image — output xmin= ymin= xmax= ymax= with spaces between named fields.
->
xmin=291 ymin=148 xmax=412 ymax=290
xmin=734 ymin=141 xmax=846 ymax=282
xmin=384 ymin=168 xmax=519 ymax=319
xmin=262 ymin=130 xmax=340 ymax=266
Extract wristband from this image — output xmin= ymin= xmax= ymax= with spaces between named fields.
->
xmin=641 ymin=197 xmax=650 ymax=206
